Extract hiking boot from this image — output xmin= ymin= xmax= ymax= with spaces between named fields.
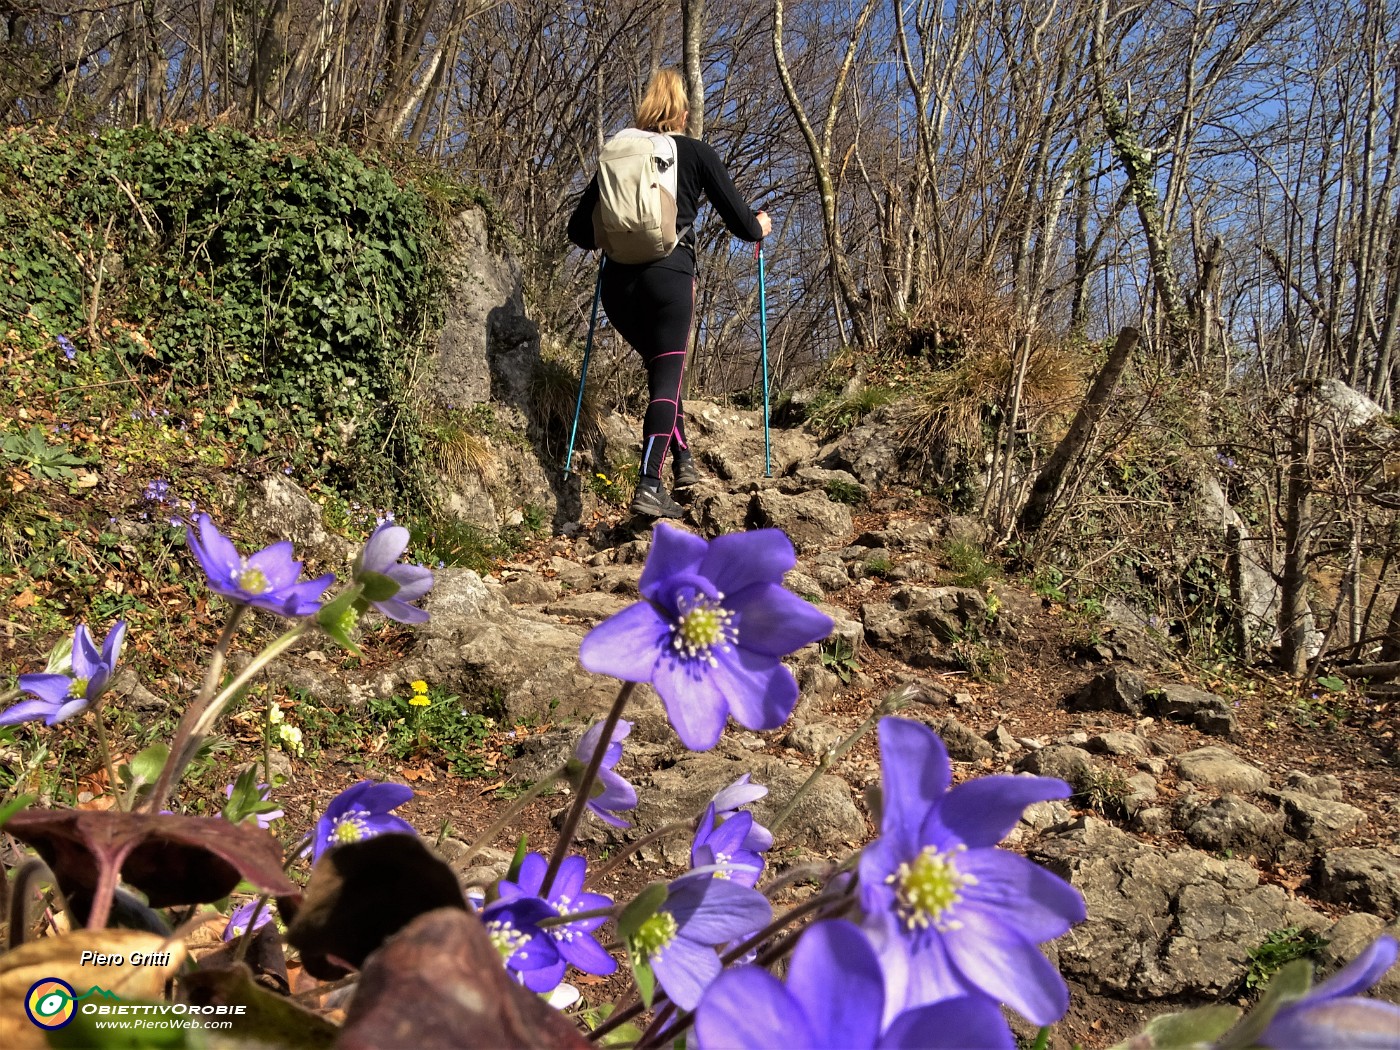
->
xmin=672 ymin=455 xmax=702 ymax=488
xmin=629 ymin=482 xmax=684 ymax=519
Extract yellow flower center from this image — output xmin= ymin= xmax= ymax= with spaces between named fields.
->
xmin=888 ymin=845 xmax=977 ymax=932
xmin=672 ymin=592 xmax=736 ymax=665
xmin=67 ymin=676 xmax=90 ymax=699
xmin=332 ymin=814 xmax=367 ymax=845
xmin=237 ymin=561 xmax=270 ymax=595
xmin=632 ymin=911 xmax=679 ymax=960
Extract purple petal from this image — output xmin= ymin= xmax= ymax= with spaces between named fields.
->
xmin=99 ymin=621 xmax=128 ymax=668
xmin=517 ymin=957 xmax=566 ymax=992
xmin=52 ymin=697 xmax=91 ymax=724
xmin=730 ymin=584 xmax=834 ymax=656
xmin=652 ymin=658 xmax=731 ymax=750
xmin=638 ymin=523 xmax=709 ymax=600
xmin=373 ymin=597 xmax=430 ymax=624
xmin=71 ymin=625 xmax=103 ymax=678
xmin=328 ymin=780 xmax=413 ymax=817
xmin=579 ymin=602 xmax=667 ymax=680
xmin=958 ymin=849 xmax=1085 ymax=943
xmin=511 ymin=852 xmax=548 ymax=896
xmin=0 ymin=696 xmax=61 ymax=726
xmin=385 ymin=563 xmax=434 ymax=601
xmin=695 ymin=967 xmax=815 ymax=1050
xmin=666 ymin=875 xmax=772 ymax=945
xmin=361 ymin=814 xmax=417 ymax=839
xmin=878 ymin=717 xmax=950 ymax=845
xmin=786 ymin=920 xmax=884 ymax=1049
xmin=559 ymin=933 xmax=617 ymax=976
xmin=16 ymin=673 xmax=72 ymax=707
xmin=551 ymin=855 xmax=588 ymax=900
xmin=1263 ymin=998 xmax=1400 ymax=1050
xmin=707 ymin=648 xmax=799 ymax=732
xmin=711 ymin=774 xmax=767 ymax=813
xmin=937 ymin=775 xmax=1072 ymax=848
xmin=862 ymin=912 xmax=964 ymax=1027
xmin=699 ymin=529 xmax=796 ymax=597
xmin=591 ymin=767 xmax=637 ymax=814
xmin=576 ymin=718 xmax=631 ymax=768
xmin=943 ymin=906 xmax=1069 ymax=1026
xmin=880 ymin=996 xmax=1016 ymax=1050
xmin=652 ymin=935 xmax=722 ymax=1011
xmin=1308 ymin=935 xmax=1399 ymax=1001
xmin=188 ymin=515 xmax=241 ymax=583
xmin=360 ymin=522 xmax=410 ymax=574
xmin=245 ymin=541 xmax=301 ymax=589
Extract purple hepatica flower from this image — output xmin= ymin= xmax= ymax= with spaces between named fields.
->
xmin=1258 ymin=936 xmax=1400 ymax=1049
xmin=57 ymin=335 xmax=76 ymax=361
xmin=630 ymin=872 xmax=772 ymax=1011
xmin=312 ymin=781 xmax=416 ymax=862
xmin=572 ymin=718 xmax=637 ymax=827
xmin=187 ymin=514 xmax=333 ymax=616
xmin=352 ymin=520 xmax=435 ymax=624
xmin=497 ymin=852 xmax=617 ymax=989
xmin=710 ymin=773 xmax=773 ymax=851
xmin=691 ymin=803 xmax=765 ymax=887
xmin=858 ymin=717 xmax=1086 ymax=1028
xmin=694 ymin=919 xmax=1014 ymax=1050
xmin=5 ymin=622 xmax=127 ymax=726
xmin=579 ymin=524 xmax=834 ymax=751
xmin=223 ymin=781 xmax=284 ymax=829
xmin=222 ymin=900 xmax=274 ymax=942
xmin=479 ymin=894 xmax=563 ymax=992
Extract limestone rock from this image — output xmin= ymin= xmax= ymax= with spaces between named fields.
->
xmin=237 ymin=474 xmax=348 ymax=570
xmin=1033 ymin=818 xmax=1328 ymax=1000
xmin=1016 ymin=744 xmax=1097 ymax=792
xmin=751 ymin=490 xmax=854 ymax=552
xmin=785 ymin=722 xmax=845 ymax=758
xmin=1179 ymin=794 xmax=1285 ymax=857
xmin=1282 ymin=770 xmax=1345 ymax=801
xmin=1068 ymin=668 xmax=1147 ymax=716
xmin=1146 ymin=682 xmax=1236 ymax=737
xmin=1314 ymin=849 xmax=1400 ymax=919
xmin=1174 ymin=747 xmax=1270 ymax=794
xmin=1268 ymin=790 xmax=1367 ymax=847
xmin=1086 ymin=732 xmax=1151 ymax=758
xmin=860 ymin=586 xmax=987 ymax=667
xmin=926 ymin=716 xmax=995 ymax=762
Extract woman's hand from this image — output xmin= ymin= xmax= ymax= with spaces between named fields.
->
xmin=756 ymin=210 xmax=772 ymax=237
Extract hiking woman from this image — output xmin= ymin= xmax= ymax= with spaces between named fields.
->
xmin=567 ymin=68 xmax=771 ymax=519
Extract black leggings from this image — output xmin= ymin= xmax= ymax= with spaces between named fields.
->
xmin=601 ymin=263 xmax=694 ymax=480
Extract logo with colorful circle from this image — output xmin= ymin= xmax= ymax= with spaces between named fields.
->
xmin=24 ymin=978 xmax=77 ymax=1029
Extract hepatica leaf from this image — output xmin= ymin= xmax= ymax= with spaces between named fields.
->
xmin=4 ymin=809 xmax=298 ymax=911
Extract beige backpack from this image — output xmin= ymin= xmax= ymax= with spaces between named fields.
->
xmin=592 ymin=129 xmax=689 ymax=264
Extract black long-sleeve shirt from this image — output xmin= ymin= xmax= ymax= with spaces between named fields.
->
xmin=567 ymin=135 xmax=764 ymax=276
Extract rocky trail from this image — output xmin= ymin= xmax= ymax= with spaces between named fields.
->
xmin=220 ymin=394 xmax=1400 ymax=1047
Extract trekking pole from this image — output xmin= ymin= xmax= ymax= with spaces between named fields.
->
xmin=756 ymin=239 xmax=771 ymax=477
xmin=564 ymin=258 xmax=603 ymax=477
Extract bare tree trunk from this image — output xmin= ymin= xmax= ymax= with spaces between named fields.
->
xmin=1017 ymin=326 xmax=1141 ymax=539
xmin=1279 ymin=396 xmax=1315 ymax=675
xmin=771 ymin=0 xmax=877 ymax=351
xmin=1089 ymin=0 xmax=1194 ymax=364
xmin=682 ymin=0 xmax=704 ymax=139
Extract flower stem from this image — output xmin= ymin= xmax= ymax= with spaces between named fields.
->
xmin=769 ymin=682 xmax=918 ymax=834
xmin=534 ymin=904 xmax=617 ymax=929
xmin=583 ymin=820 xmax=695 ymax=890
xmin=541 ymin=680 xmax=635 ymax=897
xmin=145 ymin=605 xmax=247 ymax=813
xmin=457 ymin=763 xmax=568 ymax=868
xmin=89 ymin=701 xmax=123 ymax=813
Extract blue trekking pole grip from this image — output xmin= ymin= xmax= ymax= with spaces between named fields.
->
xmin=756 ymin=239 xmax=771 ymax=477
xmin=564 ymin=258 xmax=604 ymax=477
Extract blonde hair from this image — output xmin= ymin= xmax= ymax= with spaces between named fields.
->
xmin=636 ymin=69 xmax=688 ymax=134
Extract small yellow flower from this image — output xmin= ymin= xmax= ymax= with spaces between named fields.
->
xmin=278 ymin=723 xmax=303 ymax=755
xmin=408 ymin=694 xmax=431 ymax=707
xmin=266 ymin=702 xmax=284 ymax=724
xmin=411 ymin=680 xmax=429 ymax=694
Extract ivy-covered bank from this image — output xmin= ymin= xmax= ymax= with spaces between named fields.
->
xmin=0 ymin=126 xmax=467 ymax=503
